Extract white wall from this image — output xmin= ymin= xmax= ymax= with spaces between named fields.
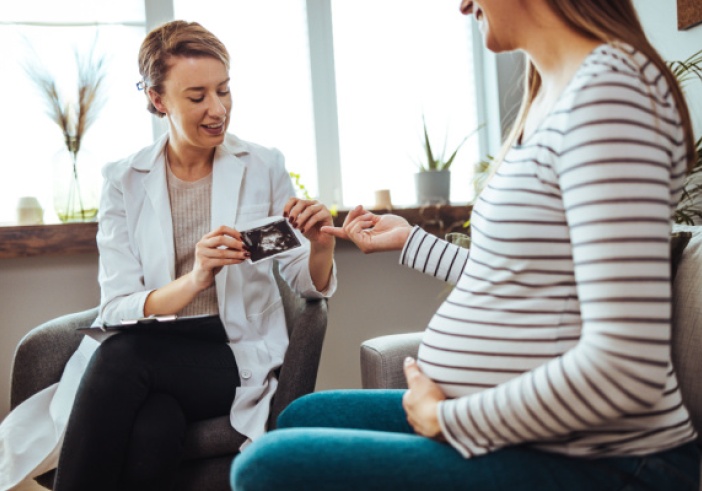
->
xmin=634 ymin=0 xmax=702 ymax=133
xmin=316 ymin=243 xmax=448 ymax=391
xmin=0 ymin=255 xmax=100 ymax=419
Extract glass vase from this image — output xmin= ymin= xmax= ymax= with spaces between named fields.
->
xmin=52 ymin=146 xmax=100 ymax=223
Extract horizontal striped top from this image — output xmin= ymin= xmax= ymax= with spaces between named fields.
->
xmin=402 ymin=43 xmax=696 ymax=458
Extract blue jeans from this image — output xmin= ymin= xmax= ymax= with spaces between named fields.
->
xmin=231 ymin=390 xmax=700 ymax=491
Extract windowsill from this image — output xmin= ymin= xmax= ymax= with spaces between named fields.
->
xmin=0 ymin=204 xmax=473 ymax=259
xmin=0 ymin=222 xmax=99 ymax=259
xmin=333 ymin=204 xmax=472 ymax=237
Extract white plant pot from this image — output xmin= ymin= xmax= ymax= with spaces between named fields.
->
xmin=415 ymin=170 xmax=450 ymax=205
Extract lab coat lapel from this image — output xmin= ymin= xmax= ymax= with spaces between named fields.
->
xmin=142 ymin=148 xmax=176 ymax=281
xmin=212 ymin=143 xmax=246 ymax=312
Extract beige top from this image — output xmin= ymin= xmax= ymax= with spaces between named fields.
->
xmin=166 ymin=162 xmax=218 ymax=317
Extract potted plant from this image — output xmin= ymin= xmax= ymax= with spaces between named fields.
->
xmin=415 ymin=116 xmax=477 ymax=206
xmin=472 ymin=154 xmax=494 ymax=202
xmin=670 ymin=48 xmax=702 ymax=224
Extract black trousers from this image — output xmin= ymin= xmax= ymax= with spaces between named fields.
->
xmin=54 ymin=332 xmax=240 ymax=491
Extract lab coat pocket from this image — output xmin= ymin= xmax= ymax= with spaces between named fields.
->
xmin=235 ymin=203 xmax=270 ymax=228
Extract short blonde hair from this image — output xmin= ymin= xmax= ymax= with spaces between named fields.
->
xmin=138 ymin=20 xmax=230 ymax=117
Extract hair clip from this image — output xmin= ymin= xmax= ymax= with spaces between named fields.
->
xmin=136 ymin=80 xmax=146 ymax=91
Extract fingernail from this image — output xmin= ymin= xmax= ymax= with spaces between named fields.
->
xmin=283 ymin=212 xmax=288 ymax=218
xmin=244 ymin=252 xmax=251 ymax=258
xmin=404 ymin=357 xmax=414 ymax=367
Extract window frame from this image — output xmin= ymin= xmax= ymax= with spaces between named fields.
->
xmin=145 ymin=0 xmax=507 ymax=207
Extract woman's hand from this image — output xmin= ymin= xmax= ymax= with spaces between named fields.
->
xmin=402 ymin=357 xmax=446 ymax=440
xmin=321 ymin=205 xmax=412 ymax=253
xmin=284 ymin=198 xmax=335 ymax=251
xmin=144 ymin=226 xmax=248 ymax=316
xmin=192 ymin=225 xmax=249 ymax=290
xmin=284 ymin=198 xmax=335 ymax=292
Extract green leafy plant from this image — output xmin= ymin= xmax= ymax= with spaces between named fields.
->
xmin=670 ymin=49 xmax=702 ymax=224
xmin=289 ymin=171 xmax=337 ymax=217
xmin=675 ymin=136 xmax=702 ymax=225
xmin=472 ymin=154 xmax=494 ymax=200
xmin=668 ymin=49 xmax=702 ymax=86
xmin=289 ymin=171 xmax=312 ymax=200
xmin=417 ymin=115 xmax=479 ymax=172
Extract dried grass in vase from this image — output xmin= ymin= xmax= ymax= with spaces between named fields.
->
xmin=23 ymin=42 xmax=107 ymax=221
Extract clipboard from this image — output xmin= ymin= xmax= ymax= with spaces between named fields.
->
xmin=77 ymin=314 xmax=228 ymax=343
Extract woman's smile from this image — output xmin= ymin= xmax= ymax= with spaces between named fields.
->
xmin=201 ymin=120 xmax=226 ymax=136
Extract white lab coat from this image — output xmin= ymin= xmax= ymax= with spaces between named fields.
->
xmin=0 ymin=133 xmax=336 ymax=490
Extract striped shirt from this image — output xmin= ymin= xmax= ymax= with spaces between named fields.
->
xmin=402 ymin=43 xmax=696 ymax=458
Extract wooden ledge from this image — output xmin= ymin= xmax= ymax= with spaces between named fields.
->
xmin=0 ymin=222 xmax=99 ymax=259
xmin=333 ymin=204 xmax=472 ymax=238
xmin=0 ymin=204 xmax=473 ymax=260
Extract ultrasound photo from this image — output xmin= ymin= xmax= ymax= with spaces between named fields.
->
xmin=240 ymin=218 xmax=302 ymax=263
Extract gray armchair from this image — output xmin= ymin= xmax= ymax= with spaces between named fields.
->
xmin=11 ymin=266 xmax=328 ymax=491
xmin=361 ymin=226 xmax=702 ymax=489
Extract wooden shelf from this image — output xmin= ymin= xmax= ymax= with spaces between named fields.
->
xmin=0 ymin=222 xmax=99 ymax=259
xmin=333 ymin=204 xmax=472 ymax=238
xmin=0 ymin=204 xmax=473 ymax=260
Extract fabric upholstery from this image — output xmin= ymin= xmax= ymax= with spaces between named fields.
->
xmin=671 ymin=231 xmax=692 ymax=281
xmin=360 ymin=332 xmax=422 ymax=390
xmin=10 ymin=263 xmax=327 ymax=491
xmin=671 ymin=225 xmax=702 ymax=446
xmin=11 ymin=308 xmax=96 ymax=410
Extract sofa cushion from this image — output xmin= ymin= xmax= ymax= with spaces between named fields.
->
xmin=671 ymin=225 xmax=702 ymax=445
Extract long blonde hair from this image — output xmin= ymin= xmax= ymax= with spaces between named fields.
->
xmin=497 ymin=0 xmax=695 ymax=173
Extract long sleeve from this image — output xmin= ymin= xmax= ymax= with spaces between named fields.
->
xmin=400 ymin=226 xmax=470 ymax=285
xmin=417 ymin=44 xmax=695 ymax=459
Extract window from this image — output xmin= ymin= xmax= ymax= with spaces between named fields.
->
xmin=174 ymin=0 xmax=480 ymax=208
xmin=173 ymin=0 xmax=319 ymax=199
xmin=330 ymin=0 xmax=479 ymax=207
xmin=2 ymin=0 xmax=486 ymax=225
xmin=0 ymin=0 xmax=152 ymax=224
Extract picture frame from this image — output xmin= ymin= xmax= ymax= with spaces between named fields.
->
xmin=678 ymin=0 xmax=702 ymax=30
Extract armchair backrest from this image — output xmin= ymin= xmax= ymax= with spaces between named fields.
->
xmin=670 ymin=225 xmax=702 ymax=447
xmin=269 ymin=261 xmax=328 ymax=428
xmin=11 ymin=307 xmax=96 ymax=410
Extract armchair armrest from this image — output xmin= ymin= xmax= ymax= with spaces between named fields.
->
xmin=360 ymin=332 xmax=423 ymax=389
xmin=268 ymin=265 xmax=329 ymax=429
